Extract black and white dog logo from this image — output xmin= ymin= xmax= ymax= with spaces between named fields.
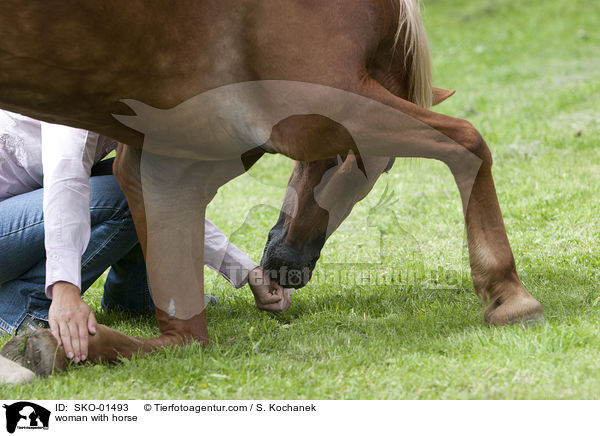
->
xmin=3 ymin=402 xmax=50 ymax=433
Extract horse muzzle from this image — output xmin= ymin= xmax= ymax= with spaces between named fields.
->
xmin=260 ymin=218 xmax=324 ymax=288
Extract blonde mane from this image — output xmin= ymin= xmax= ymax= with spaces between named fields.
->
xmin=394 ymin=0 xmax=433 ymax=108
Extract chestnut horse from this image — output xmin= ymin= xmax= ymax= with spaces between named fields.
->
xmin=0 ymin=0 xmax=542 ymax=376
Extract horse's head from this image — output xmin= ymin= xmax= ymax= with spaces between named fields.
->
xmin=260 ymin=153 xmax=394 ymax=288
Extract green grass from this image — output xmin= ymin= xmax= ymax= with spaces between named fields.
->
xmin=1 ymin=0 xmax=599 ymax=399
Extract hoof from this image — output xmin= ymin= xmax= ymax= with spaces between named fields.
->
xmin=0 ymin=329 xmax=68 ymax=377
xmin=0 ymin=355 xmax=35 ymax=384
xmin=484 ymin=293 xmax=544 ymax=326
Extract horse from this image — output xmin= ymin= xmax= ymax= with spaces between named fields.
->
xmin=0 ymin=0 xmax=543 ymax=377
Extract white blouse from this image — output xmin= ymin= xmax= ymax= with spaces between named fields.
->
xmin=0 ymin=110 xmax=257 ymax=298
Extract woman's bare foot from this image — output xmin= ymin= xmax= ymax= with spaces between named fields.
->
xmin=248 ymin=267 xmax=292 ymax=313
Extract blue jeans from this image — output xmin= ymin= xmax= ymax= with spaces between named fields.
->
xmin=0 ymin=173 xmax=153 ymax=334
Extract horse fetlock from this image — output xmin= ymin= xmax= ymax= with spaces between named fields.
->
xmin=482 ymin=279 xmax=543 ymax=326
xmin=155 ymin=309 xmax=209 ymax=347
xmin=159 ymin=331 xmax=209 ymax=348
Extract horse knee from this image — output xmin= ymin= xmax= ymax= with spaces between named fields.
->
xmin=457 ymin=121 xmax=493 ymax=166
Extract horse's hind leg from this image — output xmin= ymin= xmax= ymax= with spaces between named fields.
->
xmin=268 ymin=80 xmax=542 ymax=325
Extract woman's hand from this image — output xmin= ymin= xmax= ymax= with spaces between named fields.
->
xmin=48 ymin=281 xmax=97 ymax=362
xmin=248 ymin=267 xmax=292 ymax=313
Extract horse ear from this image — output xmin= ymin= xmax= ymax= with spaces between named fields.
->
xmin=432 ymin=87 xmax=456 ymax=106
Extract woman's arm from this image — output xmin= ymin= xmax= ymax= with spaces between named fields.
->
xmin=203 ymin=218 xmax=259 ymax=288
xmin=204 ymin=219 xmax=291 ymax=312
xmin=41 ymin=122 xmax=99 ymax=362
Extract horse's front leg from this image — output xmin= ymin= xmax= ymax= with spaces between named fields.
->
xmin=94 ymin=148 xmax=249 ymax=357
xmin=103 ymin=144 xmax=216 ymax=350
xmin=360 ymin=87 xmax=543 ymax=325
xmin=436 ymin=129 xmax=543 ymax=325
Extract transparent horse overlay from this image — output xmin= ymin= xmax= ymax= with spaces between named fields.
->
xmin=113 ymin=81 xmax=481 ymax=320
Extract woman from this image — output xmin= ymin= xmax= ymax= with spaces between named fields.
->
xmin=0 ymin=110 xmax=290 ymax=364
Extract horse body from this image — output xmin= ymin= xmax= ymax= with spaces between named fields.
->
xmin=0 ymin=0 xmax=391 ymax=142
xmin=0 ymin=0 xmax=543 ymax=376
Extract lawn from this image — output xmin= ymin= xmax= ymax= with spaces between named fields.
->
xmin=1 ymin=0 xmax=599 ymax=399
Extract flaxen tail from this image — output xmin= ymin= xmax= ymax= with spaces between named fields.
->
xmin=394 ymin=0 xmax=433 ymax=108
